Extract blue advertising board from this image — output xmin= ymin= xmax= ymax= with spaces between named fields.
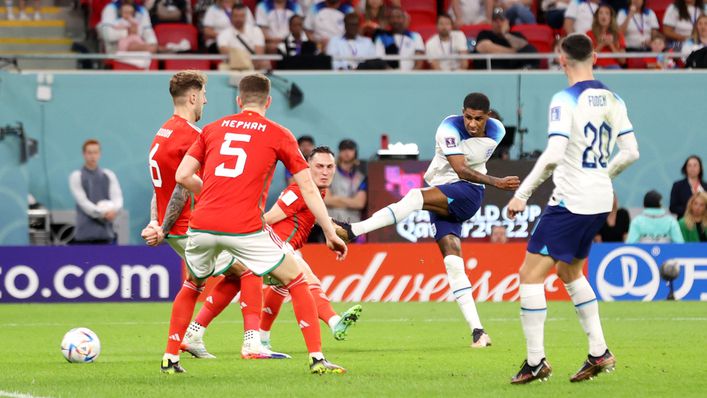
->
xmin=588 ymin=243 xmax=707 ymax=301
xmin=0 ymin=246 xmax=183 ymax=303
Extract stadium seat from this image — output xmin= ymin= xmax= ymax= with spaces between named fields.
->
xmin=154 ymin=23 xmax=199 ymax=51
xmin=407 ymin=9 xmax=437 ymax=29
xmin=511 ymin=24 xmax=554 ymax=53
xmin=626 ymin=57 xmax=648 ymax=69
xmin=112 ymin=59 xmax=159 ymax=70
xmin=460 ymin=24 xmax=491 ymax=39
xmin=242 ymin=0 xmax=257 ymax=13
xmin=647 ymin=0 xmax=673 ymax=28
xmin=163 ymin=59 xmax=212 ymax=70
xmin=400 ymin=0 xmax=437 ymax=13
xmin=415 ymin=23 xmax=438 ymax=42
xmin=89 ymin=0 xmax=113 ymax=29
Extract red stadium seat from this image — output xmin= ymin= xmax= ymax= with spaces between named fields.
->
xmin=163 ymin=59 xmax=212 ymax=70
xmin=511 ymin=24 xmax=554 ymax=53
xmin=242 ymin=0 xmax=257 ymax=13
xmin=460 ymin=24 xmax=491 ymax=39
xmin=626 ymin=57 xmax=648 ymax=69
xmin=415 ymin=23 xmax=439 ymax=42
xmin=407 ymin=9 xmax=437 ymax=29
xmin=400 ymin=0 xmax=436 ymax=13
xmin=89 ymin=0 xmax=113 ymax=29
xmin=154 ymin=23 xmax=199 ymax=51
xmin=112 ymin=59 xmax=159 ymax=70
xmin=647 ymin=0 xmax=673 ymax=28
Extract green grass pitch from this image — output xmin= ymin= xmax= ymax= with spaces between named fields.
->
xmin=1 ymin=301 xmax=705 ymax=397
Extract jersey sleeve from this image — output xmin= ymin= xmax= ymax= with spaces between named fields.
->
xmin=186 ymin=132 xmax=206 ymax=164
xmin=547 ymin=91 xmax=574 ymax=138
xmin=615 ymin=96 xmax=634 ymax=136
xmin=277 ymin=129 xmax=309 ymax=175
xmin=276 ymin=186 xmax=306 ymax=217
xmin=564 ymin=0 xmax=578 ymax=19
xmin=435 ymin=117 xmax=463 ymax=156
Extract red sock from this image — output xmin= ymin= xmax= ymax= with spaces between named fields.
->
xmin=194 ymin=276 xmax=240 ymax=328
xmin=309 ymin=284 xmax=338 ymax=325
xmin=287 ymin=273 xmax=321 ymax=354
xmin=165 ymin=280 xmax=203 ymax=355
xmin=259 ymin=285 xmax=289 ymax=332
xmin=239 ymin=270 xmax=263 ymax=332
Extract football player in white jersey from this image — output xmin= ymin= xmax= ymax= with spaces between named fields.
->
xmin=506 ymin=33 xmax=640 ymax=384
xmin=335 ymin=93 xmax=520 ymax=348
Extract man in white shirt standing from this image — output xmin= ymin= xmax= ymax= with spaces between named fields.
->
xmin=375 ymin=7 xmax=425 ymax=71
xmin=304 ymin=0 xmax=355 ymax=46
xmin=69 ymin=139 xmax=123 ymax=244
xmin=202 ymin=0 xmax=256 ymax=53
xmin=255 ymin=0 xmax=304 ymax=41
xmin=425 ymin=14 xmax=469 ymax=71
xmin=218 ymin=4 xmax=267 ymax=68
xmin=563 ymin=0 xmax=601 ymax=35
xmin=326 ymin=13 xmax=376 ymax=70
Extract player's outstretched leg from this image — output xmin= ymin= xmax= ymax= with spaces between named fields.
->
xmin=259 ymin=285 xmax=289 ymax=349
xmin=309 ymin=283 xmax=362 ymax=340
xmin=162 ymin=279 xmax=204 ymax=373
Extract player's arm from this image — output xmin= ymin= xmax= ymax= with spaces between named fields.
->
xmin=264 ymin=203 xmax=288 ymax=225
xmin=160 ymin=184 xmax=190 ymax=236
xmin=607 ymin=133 xmax=639 ymax=179
xmin=447 ymin=155 xmax=520 ymax=190
xmin=175 ymin=155 xmax=203 ymax=195
xmin=150 ymin=193 xmax=158 ymax=225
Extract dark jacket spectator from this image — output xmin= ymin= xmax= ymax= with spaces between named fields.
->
xmin=474 ymin=8 xmax=538 ymax=69
xmin=670 ymin=155 xmax=706 ymax=217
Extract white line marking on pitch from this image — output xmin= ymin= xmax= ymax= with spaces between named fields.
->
xmin=0 ymin=391 xmax=52 ymax=398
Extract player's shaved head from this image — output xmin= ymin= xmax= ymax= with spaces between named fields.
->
xmin=463 ymin=93 xmax=490 ymax=112
xmin=560 ymin=33 xmax=594 ymax=64
xmin=238 ymin=73 xmax=271 ymax=107
xmin=169 ymin=70 xmax=207 ymax=102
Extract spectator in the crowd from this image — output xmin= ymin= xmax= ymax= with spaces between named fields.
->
xmin=627 ymin=190 xmax=684 ymax=243
xmin=277 ymin=14 xmax=315 ymax=56
xmin=217 ymin=4 xmax=267 ymax=68
xmin=202 ymin=0 xmax=255 ymax=53
xmin=587 ymin=4 xmax=626 ymax=69
xmin=325 ymin=139 xmax=368 ymax=225
xmin=595 ymin=194 xmax=630 ymax=242
xmin=304 ymin=0 xmax=355 ymax=46
xmin=643 ymin=32 xmax=676 ymax=68
xmin=474 ymin=8 xmax=539 ymax=69
xmin=327 ymin=13 xmax=376 ymax=70
xmin=679 ymin=192 xmax=707 ymax=241
xmin=448 ymin=0 xmax=493 ymax=26
xmin=542 ymin=0 xmax=570 ymax=29
xmin=359 ymin=0 xmax=397 ymax=37
xmin=4 ymin=0 xmax=41 ymax=20
xmin=682 ymin=14 xmax=707 ymax=57
xmin=425 ymin=14 xmax=469 ymax=71
xmin=103 ymin=2 xmax=158 ymax=54
xmin=255 ymin=0 xmax=304 ymax=43
xmin=498 ymin=0 xmax=536 ymax=26
xmin=617 ymin=0 xmax=659 ymax=51
xmin=100 ymin=0 xmax=156 ymax=54
xmin=490 ymin=224 xmax=509 ymax=243
xmin=375 ymin=7 xmax=426 ymax=70
xmin=670 ymin=155 xmax=706 ymax=216
xmin=564 ymin=0 xmax=602 ymax=35
xmin=285 ymin=135 xmax=316 ymax=184
xmin=663 ymin=0 xmax=705 ymax=49
xmin=149 ymin=0 xmax=190 ymax=25
xmin=69 ymin=139 xmax=123 ymax=245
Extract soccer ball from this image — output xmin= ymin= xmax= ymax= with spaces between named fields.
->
xmin=660 ymin=260 xmax=680 ymax=281
xmin=61 ymin=327 xmax=101 ymax=363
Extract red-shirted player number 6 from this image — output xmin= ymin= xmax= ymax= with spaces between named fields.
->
xmin=149 ymin=144 xmax=162 ymax=188
xmin=215 ymin=133 xmax=251 ymax=178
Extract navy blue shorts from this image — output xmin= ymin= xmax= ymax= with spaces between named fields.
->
xmin=429 ymin=181 xmax=484 ymax=241
xmin=527 ymin=205 xmax=608 ymax=263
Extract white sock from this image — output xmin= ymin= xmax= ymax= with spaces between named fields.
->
xmin=163 ymin=353 xmax=180 ymax=362
xmin=327 ymin=315 xmax=342 ymax=332
xmin=565 ymin=276 xmax=607 ymax=357
xmin=520 ymin=283 xmax=547 ymax=366
xmin=309 ymin=351 xmax=324 ymax=360
xmin=244 ymin=329 xmax=258 ymax=343
xmin=186 ymin=321 xmax=205 ymax=340
xmin=444 ymin=255 xmax=483 ymax=331
xmin=259 ymin=329 xmax=271 ymax=342
xmin=351 ymin=189 xmax=423 ymax=236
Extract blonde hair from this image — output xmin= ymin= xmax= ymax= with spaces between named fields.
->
xmin=683 ymin=191 xmax=707 ymax=229
xmin=692 ymin=14 xmax=707 ymax=42
xmin=591 ymin=5 xmax=620 ymax=47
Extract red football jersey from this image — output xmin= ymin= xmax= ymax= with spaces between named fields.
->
xmin=149 ymin=115 xmax=201 ymax=236
xmin=271 ymin=184 xmax=326 ymax=250
xmin=187 ymin=111 xmax=308 ymax=234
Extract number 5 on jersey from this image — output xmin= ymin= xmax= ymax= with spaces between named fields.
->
xmin=215 ymin=133 xmax=251 ymax=178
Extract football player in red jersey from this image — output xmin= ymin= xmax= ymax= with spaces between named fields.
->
xmin=141 ymin=71 xmax=285 ymax=366
xmin=182 ymin=146 xmax=363 ymax=357
xmin=161 ymin=73 xmax=347 ymax=374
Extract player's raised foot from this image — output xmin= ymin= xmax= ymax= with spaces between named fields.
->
xmin=241 ymin=340 xmax=291 ymax=359
xmin=332 ymin=219 xmax=356 ymax=242
xmin=309 ymin=357 xmax=346 ymax=374
xmin=333 ymin=304 xmax=363 ymax=341
xmin=511 ymin=358 xmax=552 ymax=384
xmin=160 ymin=358 xmax=186 ymax=374
xmin=180 ymin=339 xmax=216 ymax=359
xmin=470 ymin=328 xmax=492 ymax=348
xmin=570 ymin=349 xmax=616 ymax=382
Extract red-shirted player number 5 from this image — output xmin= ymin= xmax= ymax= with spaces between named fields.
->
xmin=215 ymin=133 xmax=251 ymax=178
xmin=149 ymin=144 xmax=162 ymax=188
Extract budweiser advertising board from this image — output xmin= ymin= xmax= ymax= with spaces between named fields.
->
xmin=197 ymin=243 xmax=572 ymax=302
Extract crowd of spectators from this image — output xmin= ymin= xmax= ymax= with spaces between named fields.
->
xmin=88 ymin=0 xmax=707 ymax=70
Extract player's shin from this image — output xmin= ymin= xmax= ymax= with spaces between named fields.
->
xmin=260 ymin=285 xmax=289 ymax=333
xmin=351 ymin=188 xmax=423 ymax=236
xmin=194 ymin=276 xmax=241 ymax=328
xmin=240 ymin=271 xmax=263 ymax=334
xmin=287 ymin=273 xmax=323 ymax=358
xmin=309 ymin=283 xmax=340 ymax=329
xmin=165 ymin=280 xmax=204 ymax=360
xmin=565 ymin=276 xmax=608 ymax=357
xmin=519 ymin=283 xmax=547 ymax=366
xmin=444 ymin=255 xmax=483 ymax=331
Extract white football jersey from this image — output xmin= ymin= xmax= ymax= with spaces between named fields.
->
xmin=547 ymin=80 xmax=634 ymax=214
xmin=424 ymin=116 xmax=505 ymax=186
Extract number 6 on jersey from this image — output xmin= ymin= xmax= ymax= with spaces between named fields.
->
xmin=215 ymin=133 xmax=251 ymax=178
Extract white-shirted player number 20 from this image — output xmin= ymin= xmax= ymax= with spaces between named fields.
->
xmin=582 ymin=122 xmax=612 ymax=169
xmin=215 ymin=133 xmax=251 ymax=178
